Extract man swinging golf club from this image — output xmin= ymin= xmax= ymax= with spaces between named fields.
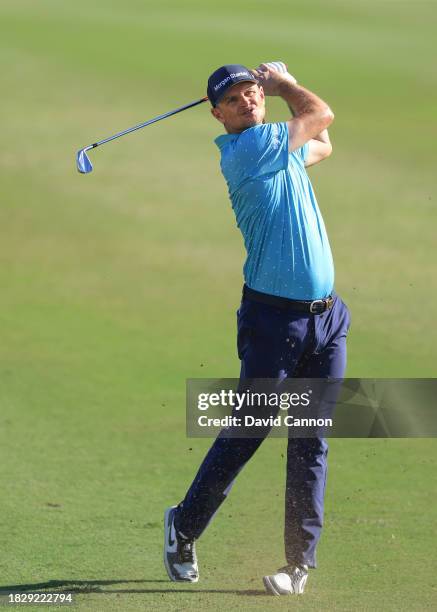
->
xmin=164 ymin=61 xmax=351 ymax=596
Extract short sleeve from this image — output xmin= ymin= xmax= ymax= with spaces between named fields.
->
xmin=235 ymin=122 xmax=289 ymax=179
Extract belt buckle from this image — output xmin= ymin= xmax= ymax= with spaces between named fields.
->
xmin=309 ymin=299 xmax=325 ymax=314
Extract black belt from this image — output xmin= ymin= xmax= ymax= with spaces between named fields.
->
xmin=243 ymin=284 xmax=335 ymax=314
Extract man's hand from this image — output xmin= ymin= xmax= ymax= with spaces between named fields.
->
xmin=253 ymin=61 xmax=334 ymax=155
xmin=252 ymin=62 xmax=297 ymax=96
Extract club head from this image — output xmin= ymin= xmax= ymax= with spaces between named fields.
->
xmin=76 ymin=149 xmax=93 ymax=174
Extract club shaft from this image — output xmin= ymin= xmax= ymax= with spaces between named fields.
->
xmin=87 ymin=96 xmax=208 ymax=150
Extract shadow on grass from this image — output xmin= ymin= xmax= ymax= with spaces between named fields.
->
xmin=0 ymin=579 xmax=267 ymax=597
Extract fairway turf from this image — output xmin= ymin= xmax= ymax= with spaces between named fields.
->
xmin=1 ymin=0 xmax=437 ymax=610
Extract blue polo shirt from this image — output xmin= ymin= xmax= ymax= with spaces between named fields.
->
xmin=215 ymin=122 xmax=334 ymax=300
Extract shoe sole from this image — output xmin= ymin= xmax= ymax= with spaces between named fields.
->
xmin=263 ymin=574 xmax=307 ymax=596
xmin=263 ymin=575 xmax=288 ymax=596
xmin=163 ymin=506 xmax=199 ymax=583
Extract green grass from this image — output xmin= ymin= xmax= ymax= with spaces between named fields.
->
xmin=1 ymin=0 xmax=437 ymax=610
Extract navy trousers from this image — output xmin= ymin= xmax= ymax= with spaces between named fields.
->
xmin=175 ymin=292 xmax=351 ymax=568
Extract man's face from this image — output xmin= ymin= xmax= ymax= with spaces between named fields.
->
xmin=211 ymin=81 xmax=265 ymax=133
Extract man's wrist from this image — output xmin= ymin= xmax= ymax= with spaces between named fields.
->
xmin=277 ymin=77 xmax=299 ymax=96
xmin=285 ymin=73 xmax=298 ymax=86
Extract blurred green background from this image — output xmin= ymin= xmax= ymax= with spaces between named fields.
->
xmin=1 ymin=0 xmax=436 ymax=610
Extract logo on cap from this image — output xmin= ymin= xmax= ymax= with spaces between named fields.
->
xmin=207 ymin=65 xmax=257 ymax=106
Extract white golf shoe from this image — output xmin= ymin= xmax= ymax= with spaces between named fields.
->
xmin=263 ymin=564 xmax=308 ymax=595
xmin=164 ymin=506 xmax=199 ymax=583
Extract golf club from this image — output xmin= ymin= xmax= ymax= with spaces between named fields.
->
xmin=76 ymin=96 xmax=209 ymax=174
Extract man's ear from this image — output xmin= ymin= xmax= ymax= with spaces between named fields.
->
xmin=258 ymin=85 xmax=265 ymax=101
xmin=211 ymin=106 xmax=225 ymax=125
